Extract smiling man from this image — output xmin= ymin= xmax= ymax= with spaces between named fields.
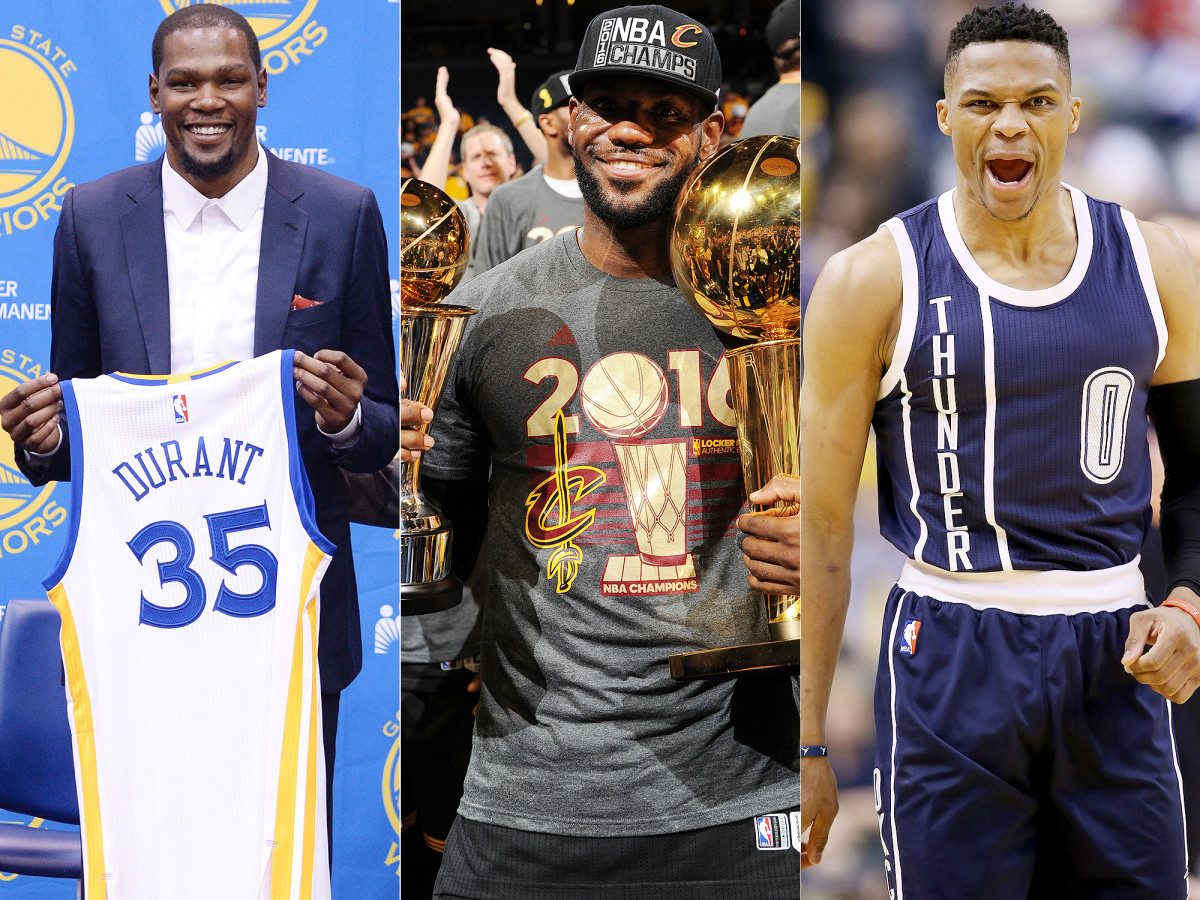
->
xmin=801 ymin=3 xmax=1200 ymax=896
xmin=0 ymin=3 xmax=398 ymax=879
xmin=401 ymin=5 xmax=802 ymax=898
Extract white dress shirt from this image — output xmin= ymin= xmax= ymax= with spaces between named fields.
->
xmin=160 ymin=145 xmax=359 ymax=444
xmin=161 ymin=142 xmax=267 ymax=373
xmin=29 ymin=145 xmax=359 ymax=463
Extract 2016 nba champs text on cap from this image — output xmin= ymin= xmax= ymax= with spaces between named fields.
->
xmin=569 ymin=5 xmax=723 ymax=109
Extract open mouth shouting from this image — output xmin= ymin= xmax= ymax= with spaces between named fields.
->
xmin=985 ymin=156 xmax=1034 ymax=192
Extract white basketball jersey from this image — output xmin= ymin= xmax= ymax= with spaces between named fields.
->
xmin=44 ymin=350 xmax=334 ymax=900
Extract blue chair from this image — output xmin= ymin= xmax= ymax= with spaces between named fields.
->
xmin=0 ymin=597 xmax=83 ymax=883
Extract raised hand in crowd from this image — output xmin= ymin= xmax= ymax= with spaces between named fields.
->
xmin=487 ymin=47 xmax=548 ymax=166
xmin=421 ymin=65 xmax=461 ymax=191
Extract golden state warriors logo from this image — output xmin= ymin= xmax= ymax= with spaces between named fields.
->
xmin=0 ymin=26 xmax=75 ymax=235
xmin=382 ymin=714 xmax=401 ymax=874
xmin=0 ymin=350 xmax=66 ymax=557
xmin=158 ymin=2 xmax=329 ymax=74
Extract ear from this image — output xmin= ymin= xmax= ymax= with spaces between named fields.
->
xmin=699 ymin=110 xmax=724 ymax=161
xmin=936 ymin=98 xmax=950 ymax=136
xmin=1068 ymin=96 xmax=1081 ymax=134
xmin=149 ymin=73 xmax=161 ymax=115
xmin=567 ymin=97 xmax=581 ymax=146
xmin=257 ymin=68 xmax=268 ymax=109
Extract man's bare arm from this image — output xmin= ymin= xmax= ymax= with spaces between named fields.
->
xmin=800 ymin=226 xmax=902 ymax=864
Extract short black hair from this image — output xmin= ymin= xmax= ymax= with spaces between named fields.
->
xmin=152 ymin=4 xmax=262 ymax=75
xmin=946 ymin=3 xmax=1069 ymax=82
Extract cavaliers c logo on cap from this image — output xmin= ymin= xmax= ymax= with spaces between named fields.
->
xmin=672 ymin=24 xmax=703 ymax=48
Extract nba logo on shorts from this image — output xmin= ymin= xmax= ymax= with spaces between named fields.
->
xmin=172 ymin=394 xmax=188 ymax=424
xmin=755 ymin=814 xmax=789 ymax=850
xmin=900 ymin=618 xmax=921 ymax=655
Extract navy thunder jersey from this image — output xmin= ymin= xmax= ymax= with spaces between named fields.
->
xmin=873 ymin=185 xmax=1167 ymax=573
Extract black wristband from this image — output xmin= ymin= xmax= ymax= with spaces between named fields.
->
xmin=1149 ymin=379 xmax=1200 ymax=600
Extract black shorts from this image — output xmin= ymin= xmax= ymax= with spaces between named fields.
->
xmin=432 ymin=811 xmax=802 ymax=900
xmin=401 ymin=661 xmax=479 ymax=851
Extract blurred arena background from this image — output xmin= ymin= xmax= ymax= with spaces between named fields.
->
xmin=802 ymin=2 xmax=1200 ymax=898
xmin=401 ymin=0 xmax=786 ymax=189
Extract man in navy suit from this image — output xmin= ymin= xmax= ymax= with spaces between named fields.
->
xmin=0 ymin=4 xmax=398 ymax=857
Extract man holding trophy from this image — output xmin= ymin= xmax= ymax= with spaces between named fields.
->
xmin=401 ymin=5 xmax=801 ymax=896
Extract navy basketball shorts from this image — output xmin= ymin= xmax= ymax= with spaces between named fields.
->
xmin=873 ymin=572 xmax=1189 ymax=899
xmin=431 ymin=810 xmax=803 ymax=899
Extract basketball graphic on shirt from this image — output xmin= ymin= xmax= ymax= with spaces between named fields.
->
xmin=580 ymin=352 xmax=668 ymax=439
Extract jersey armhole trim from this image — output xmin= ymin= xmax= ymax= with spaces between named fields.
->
xmin=42 ymin=380 xmax=84 ymax=592
xmin=879 ymin=219 xmax=918 ymax=401
xmin=279 ymin=350 xmax=337 ymax=557
xmin=1119 ymin=209 xmax=1169 ymax=371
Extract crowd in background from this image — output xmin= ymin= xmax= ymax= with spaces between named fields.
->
xmin=803 ymin=2 xmax=1200 ymax=898
xmin=803 ymin=0 xmax=1200 ymax=294
xmin=402 ymin=14 xmax=783 ymax=195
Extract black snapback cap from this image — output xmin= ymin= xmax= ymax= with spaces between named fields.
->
xmin=531 ymin=70 xmax=574 ymax=117
xmin=569 ymin=5 xmax=722 ymax=110
xmin=766 ymin=0 xmax=799 ymax=54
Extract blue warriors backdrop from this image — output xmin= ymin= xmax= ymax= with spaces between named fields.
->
xmin=0 ymin=2 xmax=400 ymax=896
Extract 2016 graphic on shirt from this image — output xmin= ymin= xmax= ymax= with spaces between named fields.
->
xmin=523 ymin=348 xmax=741 ymax=597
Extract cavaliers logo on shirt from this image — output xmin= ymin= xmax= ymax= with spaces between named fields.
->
xmin=522 ymin=348 xmax=741 ymax=597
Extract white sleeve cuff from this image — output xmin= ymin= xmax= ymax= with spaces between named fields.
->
xmin=25 ymin=423 xmax=63 ymax=460
xmin=318 ymin=403 xmax=362 ymax=449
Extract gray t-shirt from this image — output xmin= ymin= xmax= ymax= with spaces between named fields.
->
xmin=423 ymin=231 xmax=801 ymax=836
xmin=740 ymin=80 xmax=802 ymax=139
xmin=474 ymin=165 xmax=584 ymax=276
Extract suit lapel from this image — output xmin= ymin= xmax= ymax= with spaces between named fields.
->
xmin=255 ymin=155 xmax=309 ymax=357
xmin=120 ymin=162 xmax=171 ymax=374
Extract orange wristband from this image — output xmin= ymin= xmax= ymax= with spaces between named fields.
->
xmin=1161 ymin=598 xmax=1200 ymax=634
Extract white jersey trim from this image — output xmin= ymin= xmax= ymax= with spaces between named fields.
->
xmin=1166 ymin=703 xmax=1191 ymax=882
xmin=898 ymin=372 xmax=928 ymax=564
xmin=896 ymin=556 xmax=1148 ymax=614
xmin=1119 ymin=209 xmax=1169 ymax=372
xmin=879 ymin=219 xmax=919 ymax=401
xmin=938 ymin=184 xmax=1094 ymax=308
xmin=885 ymin=601 xmax=906 ymax=900
xmin=978 ymin=291 xmax=1013 ymax=572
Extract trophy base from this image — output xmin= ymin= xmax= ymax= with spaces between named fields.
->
xmin=401 ymin=575 xmax=464 ymax=616
xmin=769 ymin=615 xmax=800 ymax=642
xmin=668 ymin=638 xmax=799 ymax=679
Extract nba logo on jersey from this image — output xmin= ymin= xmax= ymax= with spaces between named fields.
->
xmin=755 ymin=814 xmax=789 ymax=849
xmin=900 ymin=618 xmax=921 ymax=655
xmin=172 ymin=393 xmax=188 ymax=423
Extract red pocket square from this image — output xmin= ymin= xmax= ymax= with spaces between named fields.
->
xmin=291 ymin=294 xmax=324 ymax=310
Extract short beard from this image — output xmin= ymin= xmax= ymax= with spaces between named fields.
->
xmin=575 ymin=146 xmax=701 ymax=229
xmin=176 ymin=143 xmax=240 ymax=182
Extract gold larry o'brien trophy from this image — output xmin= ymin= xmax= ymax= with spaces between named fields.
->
xmin=400 ymin=178 xmax=477 ymax=615
xmin=666 ymin=134 xmax=802 ymax=678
